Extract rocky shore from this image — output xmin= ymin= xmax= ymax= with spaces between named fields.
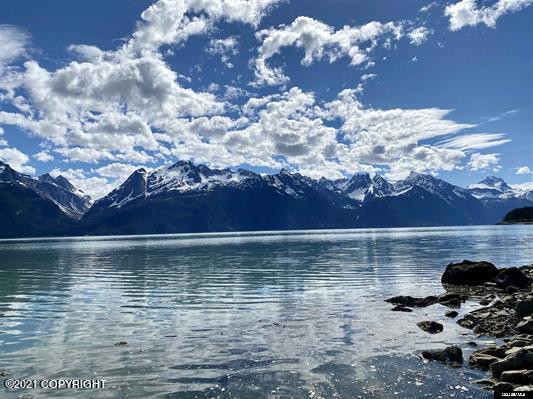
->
xmin=386 ymin=260 xmax=533 ymax=394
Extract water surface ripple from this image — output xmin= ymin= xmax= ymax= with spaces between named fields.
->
xmin=0 ymin=225 xmax=531 ymax=398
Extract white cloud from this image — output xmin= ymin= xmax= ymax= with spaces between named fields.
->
xmin=445 ymin=0 xmax=533 ymax=31
xmin=33 ymin=150 xmax=54 ymax=162
xmin=95 ymin=162 xmax=142 ymax=180
xmin=50 ymin=168 xmax=117 ymax=199
xmin=0 ymin=0 xmax=283 ymax=171
xmin=0 ymin=146 xmax=35 ymax=174
xmin=0 ymin=25 xmax=30 ymax=72
xmin=361 ymin=73 xmax=377 ymax=81
xmin=467 ymin=152 xmax=500 ymax=171
xmin=407 ymin=26 xmax=432 ymax=45
xmin=0 ymin=0 xmax=515 ymax=189
xmin=207 ymin=36 xmax=239 ymax=68
xmin=438 ymin=133 xmax=511 ymax=150
xmin=323 ymin=88 xmax=471 ymax=179
xmin=516 ymin=166 xmax=531 ymax=175
xmin=420 ymin=2 xmax=439 ymax=13
xmin=253 ymin=16 xmax=413 ymax=86
xmin=125 ymin=0 xmax=281 ymax=54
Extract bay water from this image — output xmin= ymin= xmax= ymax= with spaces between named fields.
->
xmin=0 ymin=225 xmax=531 ymax=398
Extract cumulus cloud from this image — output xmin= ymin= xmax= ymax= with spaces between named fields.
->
xmin=0 ymin=146 xmax=35 ymax=174
xmin=0 ymin=0 xmax=282 ymax=173
xmin=50 ymin=168 xmax=118 ymax=199
xmin=0 ymin=0 xmax=514 ymax=189
xmin=516 ymin=166 xmax=531 ymax=175
xmin=95 ymin=162 xmax=142 ymax=180
xmin=252 ymin=16 xmax=420 ymax=86
xmin=33 ymin=150 xmax=54 ymax=162
xmin=445 ymin=0 xmax=533 ymax=31
xmin=407 ymin=26 xmax=432 ymax=45
xmin=467 ymin=152 xmax=500 ymax=171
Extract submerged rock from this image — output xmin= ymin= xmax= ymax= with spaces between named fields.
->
xmin=421 ymin=346 xmax=463 ymax=366
xmin=441 ymin=260 xmax=498 ymax=285
xmin=438 ymin=293 xmax=463 ymax=308
xmin=445 ymin=310 xmax=459 ymax=318
xmin=417 ymin=321 xmax=443 ymax=334
xmin=385 ymin=295 xmax=437 ymax=308
xmin=391 ymin=305 xmax=413 ymax=312
xmin=114 ymin=341 xmax=128 ymax=347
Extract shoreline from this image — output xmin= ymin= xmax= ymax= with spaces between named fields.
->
xmin=387 ymin=260 xmax=533 ymax=393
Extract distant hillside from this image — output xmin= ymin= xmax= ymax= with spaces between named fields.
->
xmin=502 ymin=207 xmax=533 ymax=224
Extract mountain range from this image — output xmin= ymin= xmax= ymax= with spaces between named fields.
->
xmin=1 ymin=159 xmax=532 ymax=238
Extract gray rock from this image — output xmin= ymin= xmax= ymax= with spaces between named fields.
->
xmin=516 ymin=320 xmax=533 ymax=334
xmin=506 ymin=286 xmax=519 ymax=294
xmin=441 ymin=260 xmax=498 ymax=285
xmin=469 ymin=353 xmax=501 ymax=370
xmin=516 ymin=300 xmax=533 ymax=318
xmin=500 ymin=370 xmax=533 ymax=385
xmin=445 ymin=310 xmax=459 ymax=318
xmin=495 ymin=267 xmax=530 ymax=289
xmin=385 ymin=295 xmax=437 ymax=308
xmin=421 ymin=346 xmax=463 ymax=366
xmin=491 ymin=348 xmax=533 ymax=378
xmin=391 ymin=305 xmax=413 ymax=312
xmin=417 ymin=320 xmax=444 ymax=334
xmin=493 ymin=382 xmax=515 ymax=392
xmin=438 ymin=292 xmax=462 ymax=303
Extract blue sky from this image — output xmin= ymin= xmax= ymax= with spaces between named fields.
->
xmin=0 ymin=0 xmax=531 ymax=198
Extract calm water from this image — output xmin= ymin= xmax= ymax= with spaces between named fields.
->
xmin=0 ymin=225 xmax=531 ymax=398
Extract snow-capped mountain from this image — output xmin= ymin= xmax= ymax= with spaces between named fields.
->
xmin=395 ymin=171 xmax=471 ymax=203
xmin=91 ymin=161 xmax=262 ymax=210
xmin=84 ymin=160 xmax=527 ymax=235
xmin=0 ymin=161 xmax=92 ymax=219
xmin=334 ymin=173 xmax=395 ymax=201
xmin=2 ymin=158 xmax=532 ymax=237
xmin=468 ymin=176 xmax=533 ymax=201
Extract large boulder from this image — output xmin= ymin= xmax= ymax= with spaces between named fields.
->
xmin=421 ymin=346 xmax=463 ymax=366
xmin=495 ymin=267 xmax=530 ymax=289
xmin=441 ymin=260 xmax=498 ymax=285
xmin=491 ymin=348 xmax=533 ymax=379
xmin=500 ymin=370 xmax=533 ymax=385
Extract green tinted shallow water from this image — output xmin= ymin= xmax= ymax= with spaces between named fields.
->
xmin=0 ymin=225 xmax=531 ymax=398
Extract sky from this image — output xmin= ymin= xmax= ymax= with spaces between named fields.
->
xmin=0 ymin=0 xmax=531 ymax=198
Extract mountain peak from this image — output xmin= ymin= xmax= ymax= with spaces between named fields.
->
xmin=469 ymin=176 xmax=512 ymax=194
xmin=478 ymin=176 xmax=512 ymax=191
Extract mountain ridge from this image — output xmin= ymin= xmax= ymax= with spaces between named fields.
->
xmin=1 ymin=159 xmax=532 ymax=237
